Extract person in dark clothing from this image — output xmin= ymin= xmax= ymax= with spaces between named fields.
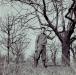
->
xmin=34 ymin=27 xmax=47 ymax=68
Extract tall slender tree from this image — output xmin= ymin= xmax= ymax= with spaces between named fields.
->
xmin=0 ymin=15 xmax=30 ymax=64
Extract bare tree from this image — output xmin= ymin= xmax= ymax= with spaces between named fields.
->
xmin=11 ymin=0 xmax=76 ymax=66
xmin=11 ymin=34 xmax=30 ymax=64
xmin=50 ymin=46 xmax=57 ymax=65
xmin=0 ymin=15 xmax=31 ymax=75
xmin=0 ymin=15 xmax=30 ymax=64
xmin=47 ymin=41 xmax=58 ymax=65
xmin=0 ymin=16 xmax=13 ymax=64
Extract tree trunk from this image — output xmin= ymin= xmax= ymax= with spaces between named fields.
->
xmin=62 ymin=38 xmax=70 ymax=66
xmin=7 ymin=24 xmax=10 ymax=64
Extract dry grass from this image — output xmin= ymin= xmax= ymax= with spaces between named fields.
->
xmin=6 ymin=59 xmax=76 ymax=75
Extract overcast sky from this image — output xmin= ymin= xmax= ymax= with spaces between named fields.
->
xmin=0 ymin=0 xmax=40 ymax=58
xmin=0 ymin=0 xmax=73 ymax=60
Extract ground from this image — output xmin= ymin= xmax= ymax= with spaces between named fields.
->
xmin=6 ymin=59 xmax=76 ymax=75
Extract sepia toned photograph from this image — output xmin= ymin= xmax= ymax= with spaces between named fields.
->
xmin=0 ymin=0 xmax=76 ymax=75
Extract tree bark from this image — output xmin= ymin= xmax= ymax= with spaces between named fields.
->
xmin=7 ymin=24 xmax=10 ymax=64
xmin=61 ymin=32 xmax=70 ymax=66
xmin=62 ymin=42 xmax=70 ymax=66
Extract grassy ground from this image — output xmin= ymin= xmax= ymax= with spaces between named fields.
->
xmin=21 ymin=61 xmax=76 ymax=75
xmin=6 ymin=59 xmax=76 ymax=75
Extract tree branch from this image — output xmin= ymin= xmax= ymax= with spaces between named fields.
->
xmin=42 ymin=0 xmax=62 ymax=42
xmin=70 ymin=35 xmax=76 ymax=43
xmin=65 ymin=0 xmax=76 ymax=37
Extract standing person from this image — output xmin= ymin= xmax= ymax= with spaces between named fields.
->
xmin=34 ymin=27 xmax=47 ymax=68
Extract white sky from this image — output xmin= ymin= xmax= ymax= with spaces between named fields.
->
xmin=0 ymin=0 xmax=73 ymax=60
xmin=0 ymin=0 xmax=40 ymax=58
